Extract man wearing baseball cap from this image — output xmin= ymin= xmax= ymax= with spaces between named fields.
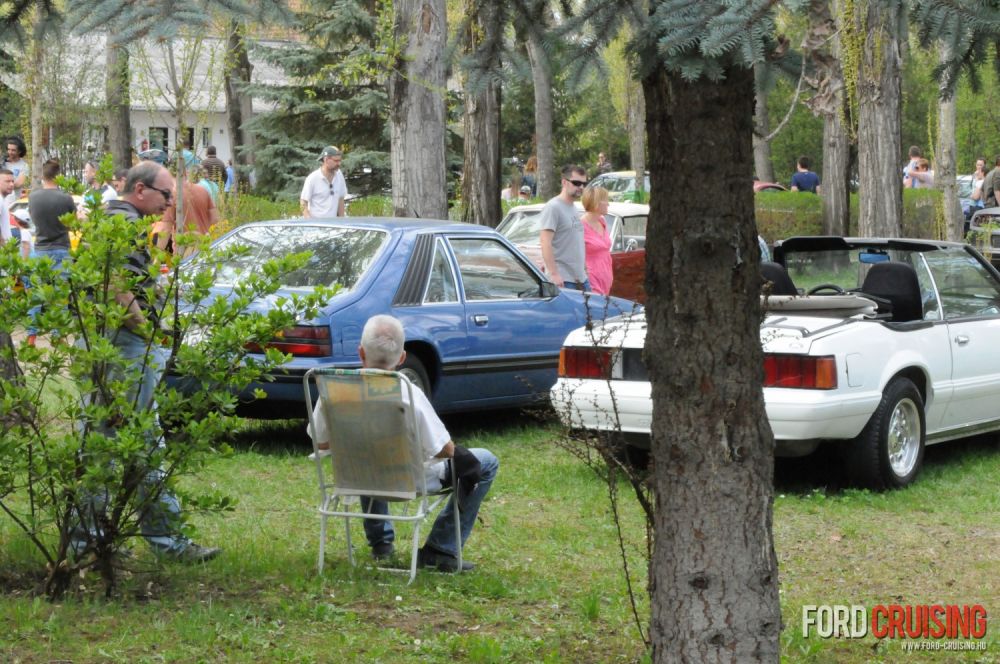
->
xmin=300 ymin=146 xmax=348 ymax=218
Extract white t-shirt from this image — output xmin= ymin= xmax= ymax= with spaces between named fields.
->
xmin=300 ymin=168 xmax=348 ymax=218
xmin=308 ymin=376 xmax=450 ymax=486
xmin=0 ymin=198 xmax=9 ymax=243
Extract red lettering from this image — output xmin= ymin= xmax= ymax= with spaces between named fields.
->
xmin=928 ymin=605 xmax=946 ymax=639
xmin=904 ymin=605 xmax=923 ymax=639
xmin=949 ymin=605 xmax=970 ymax=639
xmin=887 ymin=605 xmax=905 ymax=638
xmin=871 ymin=605 xmax=889 ymax=639
xmin=971 ymin=605 xmax=988 ymax=639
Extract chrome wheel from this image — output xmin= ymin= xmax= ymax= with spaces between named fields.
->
xmin=886 ymin=397 xmax=921 ymax=478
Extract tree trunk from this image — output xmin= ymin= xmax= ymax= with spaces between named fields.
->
xmin=642 ymin=63 xmax=780 ymax=662
xmin=627 ymin=81 xmax=647 ymax=198
xmin=937 ymin=46 xmax=960 ymax=241
xmin=105 ymin=39 xmax=131 ymax=171
xmin=752 ymin=63 xmax=774 ymax=183
xmin=854 ymin=0 xmax=903 ymax=237
xmin=526 ymin=28 xmax=555 ymax=199
xmin=822 ymin=110 xmax=851 ymax=236
xmin=460 ymin=2 xmax=502 ymax=227
xmin=28 ymin=19 xmax=45 ymax=189
xmin=225 ymin=20 xmax=255 ymax=171
xmin=388 ymin=0 xmax=448 ymax=219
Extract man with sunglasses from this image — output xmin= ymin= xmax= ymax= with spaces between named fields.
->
xmin=76 ymin=161 xmax=222 ymax=563
xmin=300 ymin=145 xmax=348 ymax=218
xmin=539 ymin=164 xmax=591 ymax=291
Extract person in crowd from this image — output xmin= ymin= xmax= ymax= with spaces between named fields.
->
xmin=300 ymin=146 xmax=348 ymax=218
xmin=518 ymin=185 xmax=532 ymax=202
xmin=82 ymin=161 xmax=117 ymax=206
xmin=199 ymin=145 xmax=226 ymax=189
xmin=75 ymin=161 xmax=222 ymax=563
xmin=580 ymin=185 xmax=613 ymax=296
xmin=191 ymin=165 xmax=219 ymax=203
xmin=3 ymin=136 xmax=29 ymax=207
xmin=111 ymin=169 xmax=129 ymax=196
xmin=500 ymin=178 xmax=517 ymax=202
xmin=790 ymin=156 xmax=821 ymax=194
xmin=308 ymin=314 xmax=498 ymax=572
xmin=595 ymin=152 xmax=613 ymax=175
xmin=539 ymin=165 xmax=590 ymax=291
xmin=152 ymin=178 xmax=219 ymax=256
xmin=903 ymin=145 xmax=922 ymax=186
xmin=971 ymin=157 xmax=989 ymax=212
xmin=903 ymin=158 xmax=934 ymax=189
xmin=224 ymin=160 xmax=236 ymax=194
xmin=179 ymin=138 xmax=198 ymax=172
xmin=521 ymin=156 xmax=538 ymax=197
xmin=982 ymin=156 xmax=1000 ymax=209
xmin=0 ymin=168 xmax=12 ymax=247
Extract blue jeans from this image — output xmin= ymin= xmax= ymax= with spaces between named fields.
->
xmin=563 ymin=279 xmax=592 ymax=292
xmin=73 ymin=328 xmax=190 ymax=554
xmin=362 ymin=448 xmax=499 ymax=558
xmin=28 ymin=247 xmax=71 ymax=336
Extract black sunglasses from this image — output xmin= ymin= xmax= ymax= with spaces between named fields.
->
xmin=147 ymin=184 xmax=172 ymax=202
xmin=567 ymin=178 xmax=588 ymax=187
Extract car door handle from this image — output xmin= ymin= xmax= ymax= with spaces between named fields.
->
xmin=954 ymin=335 xmax=970 ymax=346
xmin=473 ymin=314 xmax=489 ymax=326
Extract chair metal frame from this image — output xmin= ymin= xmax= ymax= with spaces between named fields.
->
xmin=304 ymin=367 xmax=461 ymax=583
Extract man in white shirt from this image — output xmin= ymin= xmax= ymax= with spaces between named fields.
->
xmin=308 ymin=315 xmax=499 ymax=572
xmin=300 ymin=146 xmax=348 ymax=218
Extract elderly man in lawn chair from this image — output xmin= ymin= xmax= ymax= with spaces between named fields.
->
xmin=308 ymin=315 xmax=499 ymax=573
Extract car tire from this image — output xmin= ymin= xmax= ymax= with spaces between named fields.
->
xmin=844 ymin=377 xmax=925 ymax=490
xmin=399 ymin=354 xmax=431 ymax=396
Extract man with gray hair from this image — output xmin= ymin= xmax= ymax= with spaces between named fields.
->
xmin=300 ymin=145 xmax=348 ymax=218
xmin=309 ymin=314 xmax=499 ymax=572
xmin=74 ymin=161 xmax=222 ymax=563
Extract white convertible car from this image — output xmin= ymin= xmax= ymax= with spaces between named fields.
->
xmin=551 ymin=236 xmax=1000 ymax=489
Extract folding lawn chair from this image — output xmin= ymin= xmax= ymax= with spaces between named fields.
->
xmin=303 ymin=367 xmax=460 ymax=583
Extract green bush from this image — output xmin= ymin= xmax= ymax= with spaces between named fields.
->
xmin=755 ymin=188 xmax=948 ymax=242
xmin=0 ymin=200 xmax=330 ymax=599
xmin=347 ymin=195 xmax=393 ymax=217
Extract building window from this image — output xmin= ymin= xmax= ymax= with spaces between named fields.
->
xmin=201 ymin=127 xmax=211 ymax=149
xmin=149 ymin=127 xmax=168 ymax=151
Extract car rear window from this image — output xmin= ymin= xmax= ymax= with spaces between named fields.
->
xmin=498 ymin=209 xmax=543 ymax=244
xmin=209 ymin=224 xmax=388 ymax=291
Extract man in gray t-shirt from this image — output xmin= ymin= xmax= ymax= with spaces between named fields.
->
xmin=539 ymin=164 xmax=590 ymax=291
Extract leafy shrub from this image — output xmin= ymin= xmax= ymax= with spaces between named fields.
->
xmin=0 ymin=198 xmax=329 ymax=599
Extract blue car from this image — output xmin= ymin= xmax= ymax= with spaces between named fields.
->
xmin=199 ymin=218 xmax=638 ymax=417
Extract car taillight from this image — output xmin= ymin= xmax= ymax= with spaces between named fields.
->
xmin=763 ymin=354 xmax=837 ymax=389
xmin=559 ymin=347 xmax=617 ymax=379
xmin=246 ymin=325 xmax=332 ymax=358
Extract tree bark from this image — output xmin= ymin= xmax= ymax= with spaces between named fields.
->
xmin=822 ymin=109 xmax=851 ymax=236
xmin=460 ymin=1 xmax=502 ymax=227
xmin=752 ymin=63 xmax=775 ymax=183
xmin=526 ymin=27 xmax=555 ymax=199
xmin=105 ymin=39 xmax=131 ymax=171
xmin=642 ymin=63 xmax=780 ymax=662
xmin=627 ymin=80 xmax=647 ymax=197
xmin=388 ymin=0 xmax=448 ymax=219
xmin=937 ymin=45 xmax=960 ymax=241
xmin=224 ymin=20 xmax=255 ymax=171
xmin=854 ymin=0 xmax=903 ymax=237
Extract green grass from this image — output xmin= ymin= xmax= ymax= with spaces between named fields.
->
xmin=2 ymin=414 xmax=1000 ymax=662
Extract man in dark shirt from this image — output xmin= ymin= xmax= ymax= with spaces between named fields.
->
xmin=78 ymin=162 xmax=222 ymax=563
xmin=199 ymin=145 xmax=227 ymax=189
xmin=790 ymin=156 xmax=821 ymax=194
xmin=29 ymin=159 xmax=77 ymax=267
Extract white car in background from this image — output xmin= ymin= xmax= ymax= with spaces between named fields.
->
xmin=551 ymin=236 xmax=1000 ymax=489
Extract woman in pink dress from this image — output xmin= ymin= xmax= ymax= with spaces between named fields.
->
xmin=580 ymin=186 xmax=613 ymax=295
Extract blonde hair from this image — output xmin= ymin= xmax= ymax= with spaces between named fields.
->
xmin=581 ymin=185 xmax=609 ymax=212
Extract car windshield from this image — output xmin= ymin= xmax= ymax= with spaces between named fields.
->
xmin=209 ymin=224 xmax=388 ymax=291
xmin=498 ymin=209 xmax=543 ymax=244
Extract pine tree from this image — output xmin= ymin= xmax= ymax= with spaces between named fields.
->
xmin=243 ymin=0 xmax=390 ymax=199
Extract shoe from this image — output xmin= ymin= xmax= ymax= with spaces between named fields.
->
xmin=417 ymin=546 xmax=474 ymax=573
xmin=308 ymin=448 xmax=332 ymax=461
xmin=371 ymin=542 xmax=394 ymax=561
xmin=168 ymin=543 xmax=222 ymax=563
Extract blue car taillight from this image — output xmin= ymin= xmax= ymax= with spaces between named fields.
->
xmin=246 ymin=325 xmax=332 ymax=358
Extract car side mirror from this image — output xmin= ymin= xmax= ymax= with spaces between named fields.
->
xmin=540 ymin=281 xmax=560 ymax=298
